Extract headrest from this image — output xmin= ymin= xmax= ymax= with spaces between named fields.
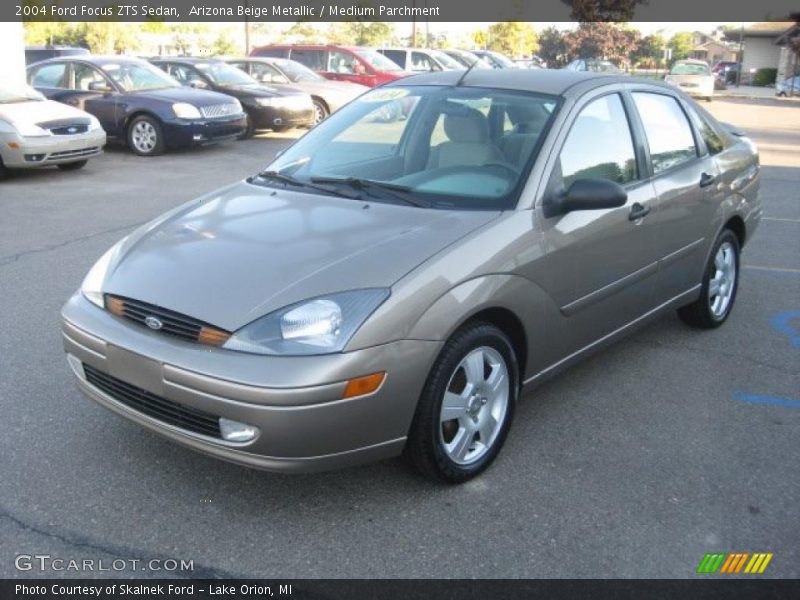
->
xmin=443 ymin=107 xmax=489 ymax=143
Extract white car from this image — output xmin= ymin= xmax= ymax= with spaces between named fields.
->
xmin=0 ymin=83 xmax=106 ymax=180
xmin=664 ymin=60 xmax=715 ymax=102
xmin=776 ymin=75 xmax=800 ymax=97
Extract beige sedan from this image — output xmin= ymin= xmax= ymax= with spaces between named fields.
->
xmin=0 ymin=83 xmax=105 ymax=180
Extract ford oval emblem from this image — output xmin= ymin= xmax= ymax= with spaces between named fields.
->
xmin=67 ymin=126 xmax=78 ymax=134
xmin=145 ymin=316 xmax=163 ymax=330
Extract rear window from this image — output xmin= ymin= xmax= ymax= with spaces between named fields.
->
xmin=671 ymin=63 xmax=710 ymax=76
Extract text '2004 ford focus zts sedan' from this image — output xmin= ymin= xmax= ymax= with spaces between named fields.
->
xmin=62 ymin=70 xmax=761 ymax=483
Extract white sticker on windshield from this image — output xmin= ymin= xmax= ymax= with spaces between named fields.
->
xmin=358 ymin=88 xmax=410 ymax=103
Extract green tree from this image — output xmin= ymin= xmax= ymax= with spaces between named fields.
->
xmin=632 ymin=33 xmax=666 ymax=68
xmin=538 ymin=26 xmax=567 ymax=67
xmin=75 ymin=22 xmax=140 ymax=54
xmin=344 ymin=22 xmax=393 ymax=47
xmin=211 ymin=33 xmax=239 ymax=57
xmin=284 ymin=22 xmax=320 ymax=43
xmin=487 ymin=22 xmax=539 ymax=58
xmin=471 ymin=29 xmax=488 ymax=50
xmin=562 ymin=0 xmax=647 ymax=21
xmin=668 ymin=32 xmax=694 ymax=62
xmin=563 ymin=22 xmax=640 ymax=68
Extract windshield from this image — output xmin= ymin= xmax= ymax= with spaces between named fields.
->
xmin=196 ymin=62 xmax=257 ymax=86
xmin=430 ymin=50 xmax=463 ymax=70
xmin=0 ymin=84 xmax=44 ymax=103
xmin=671 ymin=63 xmax=711 ymax=76
xmin=273 ymin=58 xmax=325 ymax=82
xmin=354 ymin=49 xmax=404 ymax=71
xmin=588 ymin=60 xmax=620 ymax=73
xmin=101 ymin=62 xmax=178 ymax=91
xmin=261 ymin=85 xmax=559 ymax=210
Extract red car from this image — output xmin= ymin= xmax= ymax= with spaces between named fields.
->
xmin=250 ymin=44 xmax=410 ymax=88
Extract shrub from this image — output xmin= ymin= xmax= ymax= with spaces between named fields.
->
xmin=753 ymin=68 xmax=778 ymax=86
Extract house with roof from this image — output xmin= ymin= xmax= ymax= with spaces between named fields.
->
xmin=725 ymin=21 xmax=798 ymax=84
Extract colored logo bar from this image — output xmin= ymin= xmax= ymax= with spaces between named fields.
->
xmin=697 ymin=552 xmax=773 ymax=574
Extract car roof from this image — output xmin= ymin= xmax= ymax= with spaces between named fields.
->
xmin=390 ymin=69 xmax=652 ymax=97
xmin=150 ymin=57 xmax=223 ymax=64
xmin=27 ymin=55 xmax=148 ymax=67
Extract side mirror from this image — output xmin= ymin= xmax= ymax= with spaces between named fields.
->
xmin=189 ymin=79 xmax=208 ymax=89
xmin=543 ymin=178 xmax=627 ymax=218
xmin=88 ymin=81 xmax=113 ymax=93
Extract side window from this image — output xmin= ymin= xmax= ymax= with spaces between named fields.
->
xmin=168 ymin=65 xmax=194 ymax=85
xmin=30 ymin=63 xmax=67 ymax=88
xmin=327 ymin=51 xmax=357 ymax=74
xmin=685 ymin=104 xmax=725 ymax=155
xmin=557 ymin=93 xmax=638 ymax=188
xmin=411 ymin=52 xmax=434 ymax=71
xmin=71 ymin=63 xmax=107 ymax=91
xmin=252 ymin=62 xmax=285 ymax=83
xmin=382 ymin=50 xmax=406 ymax=69
xmin=632 ymin=92 xmax=698 ymax=174
xmin=290 ymin=49 xmax=326 ymax=71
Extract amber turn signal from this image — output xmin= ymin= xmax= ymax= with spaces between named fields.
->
xmin=343 ymin=372 xmax=386 ymax=399
xmin=106 ymin=296 xmax=125 ymax=316
xmin=198 ymin=326 xmax=231 ymax=346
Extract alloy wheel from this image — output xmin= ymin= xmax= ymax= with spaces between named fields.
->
xmin=708 ymin=241 xmax=737 ymax=318
xmin=131 ymin=121 xmax=158 ymax=154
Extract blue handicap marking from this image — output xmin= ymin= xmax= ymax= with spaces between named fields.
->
xmin=770 ymin=311 xmax=800 ymax=348
xmin=733 ymin=310 xmax=800 ymax=408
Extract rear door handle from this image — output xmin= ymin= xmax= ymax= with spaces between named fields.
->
xmin=700 ymin=172 xmax=717 ymax=187
xmin=628 ymin=202 xmax=651 ymax=221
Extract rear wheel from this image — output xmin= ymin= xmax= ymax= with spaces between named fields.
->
xmin=57 ymin=159 xmax=88 ymax=171
xmin=312 ymin=99 xmax=329 ymax=124
xmin=677 ymin=229 xmax=740 ymax=328
xmin=127 ymin=115 xmax=164 ymax=156
xmin=406 ymin=322 xmax=518 ymax=483
xmin=0 ymin=156 xmax=8 ymax=181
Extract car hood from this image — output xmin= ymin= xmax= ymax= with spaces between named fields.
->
xmin=0 ymin=99 xmax=91 ymax=127
xmin=132 ymin=86 xmax=236 ymax=105
xmin=103 ymin=181 xmax=500 ymax=332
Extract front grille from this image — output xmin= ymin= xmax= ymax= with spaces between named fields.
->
xmin=50 ymin=124 xmax=89 ymax=135
xmin=48 ymin=147 xmax=100 ymax=159
xmin=84 ymin=364 xmax=222 ymax=438
xmin=105 ymin=294 xmax=231 ymax=346
xmin=199 ymin=103 xmax=241 ymax=119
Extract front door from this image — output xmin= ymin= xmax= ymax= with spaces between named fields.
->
xmin=537 ymin=91 xmax=662 ymax=361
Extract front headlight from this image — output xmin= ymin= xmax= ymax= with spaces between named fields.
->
xmin=172 ymin=102 xmax=202 ymax=119
xmin=88 ymin=116 xmax=102 ymax=131
xmin=223 ymin=289 xmax=390 ymax=355
xmin=81 ymin=241 xmax=125 ymax=308
xmin=15 ymin=122 xmax=50 ymax=137
xmin=255 ymin=96 xmax=278 ymax=107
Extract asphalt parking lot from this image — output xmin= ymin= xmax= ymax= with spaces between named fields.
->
xmin=1 ymin=97 xmax=798 ymax=579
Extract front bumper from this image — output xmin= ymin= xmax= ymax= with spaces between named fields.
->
xmin=0 ymin=129 xmax=106 ymax=168
xmin=247 ymin=102 xmax=315 ymax=130
xmin=61 ymin=292 xmax=441 ymax=472
xmin=161 ymin=114 xmax=247 ymax=148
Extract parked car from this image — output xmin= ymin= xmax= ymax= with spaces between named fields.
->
xmin=27 ymin=56 xmax=246 ymax=156
xmin=564 ymin=59 xmax=622 ymax=73
xmin=25 ymin=45 xmax=89 ymax=65
xmin=471 ymin=50 xmax=518 ymax=69
xmin=376 ymin=48 xmax=463 ymax=72
xmin=225 ymin=57 xmax=367 ymax=124
xmin=441 ymin=49 xmax=492 ymax=69
xmin=62 ymin=70 xmax=760 ymax=483
xmin=151 ymin=57 xmax=315 ymax=136
xmin=0 ymin=83 xmax=105 ymax=180
xmin=665 ymin=59 xmax=715 ymax=102
xmin=775 ymin=75 xmax=800 ymax=97
xmin=712 ymin=61 xmax=739 ymax=85
xmin=251 ymin=44 xmax=410 ymax=87
xmin=513 ymin=59 xmax=543 ymax=69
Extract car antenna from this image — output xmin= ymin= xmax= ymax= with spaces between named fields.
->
xmin=455 ymin=59 xmax=478 ymax=87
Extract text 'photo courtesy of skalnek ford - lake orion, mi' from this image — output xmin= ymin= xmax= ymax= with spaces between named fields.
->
xmin=1 ymin=0 xmax=799 ymax=594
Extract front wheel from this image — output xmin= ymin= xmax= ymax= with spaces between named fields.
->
xmin=57 ymin=159 xmax=88 ymax=171
xmin=127 ymin=115 xmax=164 ymax=156
xmin=406 ymin=322 xmax=518 ymax=483
xmin=677 ymin=229 xmax=740 ymax=328
xmin=312 ymin=99 xmax=329 ymax=124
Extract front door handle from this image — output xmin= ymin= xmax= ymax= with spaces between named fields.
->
xmin=700 ymin=172 xmax=717 ymax=187
xmin=628 ymin=202 xmax=651 ymax=221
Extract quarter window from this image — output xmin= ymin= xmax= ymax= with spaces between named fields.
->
xmin=289 ymin=49 xmax=326 ymax=71
xmin=632 ymin=92 xmax=698 ymax=174
xmin=685 ymin=104 xmax=725 ymax=155
xmin=557 ymin=93 xmax=638 ymax=188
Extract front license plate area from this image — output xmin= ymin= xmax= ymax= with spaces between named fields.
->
xmin=106 ymin=344 xmax=164 ymax=396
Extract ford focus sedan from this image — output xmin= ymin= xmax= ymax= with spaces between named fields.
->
xmin=62 ymin=70 xmax=761 ymax=483
xmin=28 ymin=56 xmax=246 ymax=156
xmin=0 ymin=83 xmax=105 ymax=179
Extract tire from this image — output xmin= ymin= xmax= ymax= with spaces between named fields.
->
xmin=705 ymin=96 xmax=713 ymax=102
xmin=312 ymin=99 xmax=329 ymax=124
xmin=57 ymin=159 xmax=88 ymax=171
xmin=238 ymin=114 xmax=255 ymax=140
xmin=272 ymin=125 xmax=290 ymax=133
xmin=0 ymin=156 xmax=8 ymax=181
xmin=127 ymin=115 xmax=164 ymax=156
xmin=677 ymin=229 xmax=740 ymax=328
xmin=405 ymin=322 xmax=519 ymax=483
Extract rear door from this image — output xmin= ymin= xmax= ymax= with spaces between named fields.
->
xmin=629 ymin=91 xmax=722 ymax=301
xmin=67 ymin=62 xmax=120 ymax=133
xmin=537 ymin=91 xmax=661 ymax=357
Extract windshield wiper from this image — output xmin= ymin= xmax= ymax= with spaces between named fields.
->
xmin=310 ymin=176 xmax=431 ymax=208
xmin=252 ymin=170 xmax=360 ymax=199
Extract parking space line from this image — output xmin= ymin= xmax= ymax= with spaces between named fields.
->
xmin=762 ymin=217 xmax=800 ymax=223
xmin=743 ymin=265 xmax=800 ymax=274
xmin=734 ymin=393 xmax=800 ymax=408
